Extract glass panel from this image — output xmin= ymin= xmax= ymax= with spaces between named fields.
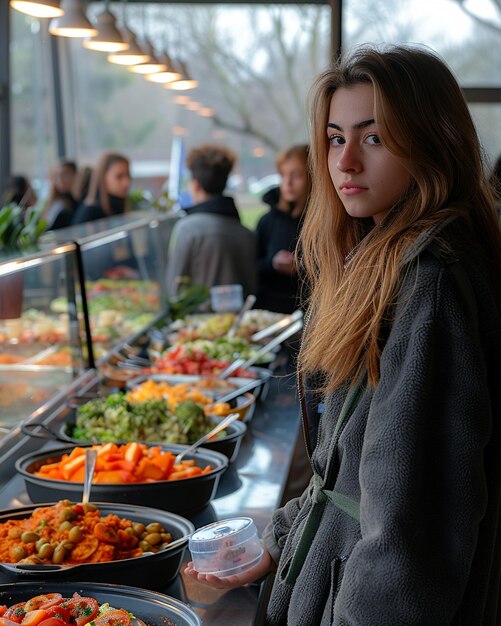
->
xmin=45 ymin=214 xmax=176 ymax=361
xmin=0 ymin=245 xmax=87 ymax=429
xmin=10 ymin=11 xmax=57 ymax=195
xmin=60 ymin=2 xmax=330 ymax=203
xmin=470 ymin=104 xmax=501 ymax=163
xmin=344 ymin=0 xmax=501 ymax=85
xmin=344 ymin=0 xmax=501 ymax=161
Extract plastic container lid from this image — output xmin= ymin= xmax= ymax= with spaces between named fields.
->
xmin=189 ymin=516 xmax=263 ymax=576
xmin=190 ymin=517 xmax=256 ymax=553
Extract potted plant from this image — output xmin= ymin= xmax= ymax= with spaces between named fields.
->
xmin=0 ymin=203 xmax=47 ymax=319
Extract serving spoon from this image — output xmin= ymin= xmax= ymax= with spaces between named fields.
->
xmin=174 ymin=412 xmax=240 ymax=465
xmin=82 ymin=448 xmax=97 ymax=505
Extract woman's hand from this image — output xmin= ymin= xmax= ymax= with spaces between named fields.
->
xmin=272 ymin=250 xmax=296 ymax=275
xmin=184 ymin=547 xmax=273 ymax=590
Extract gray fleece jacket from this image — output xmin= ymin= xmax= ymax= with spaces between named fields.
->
xmin=262 ymin=222 xmax=501 ymax=625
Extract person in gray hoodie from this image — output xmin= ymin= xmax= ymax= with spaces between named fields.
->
xmin=185 ymin=45 xmax=501 ymax=626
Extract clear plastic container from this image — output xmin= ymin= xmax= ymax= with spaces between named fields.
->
xmin=210 ymin=284 xmax=243 ymax=313
xmin=189 ymin=517 xmax=263 ymax=576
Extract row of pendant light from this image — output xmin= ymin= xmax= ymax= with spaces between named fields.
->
xmin=10 ymin=0 xmax=200 ymax=92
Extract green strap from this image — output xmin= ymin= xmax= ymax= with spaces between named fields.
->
xmin=281 ymin=378 xmax=365 ymax=586
xmin=324 ymin=489 xmax=360 ymax=522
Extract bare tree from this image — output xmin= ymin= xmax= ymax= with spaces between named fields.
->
xmin=150 ymin=5 xmax=330 ymax=152
xmin=449 ymin=0 xmax=501 ymax=36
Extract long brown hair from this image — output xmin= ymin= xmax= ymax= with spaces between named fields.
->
xmin=85 ymin=152 xmax=129 ymax=216
xmin=299 ymin=44 xmax=501 ymax=391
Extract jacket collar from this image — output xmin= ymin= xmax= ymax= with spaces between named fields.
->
xmin=185 ymin=195 xmax=240 ymax=221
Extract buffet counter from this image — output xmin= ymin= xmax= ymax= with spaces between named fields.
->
xmin=0 ymin=365 xmax=302 ymax=625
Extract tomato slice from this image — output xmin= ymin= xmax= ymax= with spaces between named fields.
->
xmin=92 ymin=610 xmax=131 ymax=626
xmin=24 ymin=596 xmax=63 ymax=613
xmin=4 ymin=603 xmax=27 ymax=623
xmin=41 ymin=607 xmax=70 ymax=624
xmin=0 ymin=618 xmax=22 ymax=626
xmin=37 ymin=618 xmax=68 ymax=626
xmin=21 ymin=610 xmax=50 ymax=626
xmin=59 ymin=597 xmax=98 ymax=626
xmin=0 ymin=608 xmax=7 ymax=618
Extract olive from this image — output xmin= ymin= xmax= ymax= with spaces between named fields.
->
xmin=124 ymin=527 xmax=135 ymax=535
xmin=21 ymin=531 xmax=40 ymax=543
xmin=36 ymin=537 xmax=49 ymax=550
xmin=62 ymin=541 xmax=75 ymax=551
xmin=59 ymin=508 xmax=76 ymax=522
xmin=161 ymin=533 xmax=173 ymax=542
xmin=12 ymin=546 xmax=27 ymax=562
xmin=61 ymin=499 xmax=72 ymax=506
xmin=83 ymin=503 xmax=97 ymax=513
xmin=8 ymin=528 xmax=23 ymax=539
xmin=68 ymin=527 xmax=83 ymax=543
xmin=133 ymin=522 xmax=145 ymax=536
xmin=145 ymin=522 xmax=163 ymax=534
xmin=59 ymin=521 xmax=73 ymax=532
xmin=138 ymin=540 xmax=151 ymax=552
xmin=144 ymin=532 xmax=162 ymax=546
xmin=52 ymin=544 xmax=66 ymax=564
xmin=38 ymin=543 xmax=55 ymax=559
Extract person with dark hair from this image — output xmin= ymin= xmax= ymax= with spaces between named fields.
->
xmin=42 ymin=159 xmax=78 ymax=230
xmin=73 ymin=152 xmax=130 ymax=224
xmin=166 ymin=144 xmax=256 ymax=296
xmin=1 ymin=175 xmax=37 ymax=210
xmin=186 ymin=45 xmax=501 ymax=625
xmin=255 ymin=144 xmax=311 ymax=313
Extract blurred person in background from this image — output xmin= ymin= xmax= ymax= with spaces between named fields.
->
xmin=73 ymin=152 xmax=130 ymax=224
xmin=73 ymin=165 xmax=93 ymax=205
xmin=42 ymin=159 xmax=78 ymax=230
xmin=166 ymin=144 xmax=256 ymax=297
xmin=255 ymin=145 xmax=311 ymax=313
xmin=1 ymin=175 xmax=37 ymax=211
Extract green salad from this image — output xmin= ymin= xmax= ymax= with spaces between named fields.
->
xmin=71 ymin=393 xmax=223 ymax=444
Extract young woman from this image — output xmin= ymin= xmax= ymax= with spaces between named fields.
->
xmin=186 ymin=45 xmax=501 ymax=625
xmin=73 ymin=151 xmax=130 ymax=224
xmin=255 ymin=145 xmax=311 ymax=313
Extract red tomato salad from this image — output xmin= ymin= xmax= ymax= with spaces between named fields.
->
xmin=0 ymin=593 xmax=132 ymax=626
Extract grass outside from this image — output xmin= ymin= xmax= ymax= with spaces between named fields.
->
xmin=236 ymin=193 xmax=268 ymax=230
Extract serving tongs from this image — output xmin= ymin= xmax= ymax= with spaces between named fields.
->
xmin=218 ymin=317 xmax=303 ymax=380
xmin=226 ymin=294 xmax=256 ymax=339
xmin=206 ymin=376 xmax=264 ymax=407
xmin=250 ymin=308 xmax=303 ymax=342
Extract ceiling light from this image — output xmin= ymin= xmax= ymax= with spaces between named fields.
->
xmin=186 ymin=101 xmax=201 ymax=111
xmin=165 ymin=61 xmax=198 ymax=91
xmin=174 ymin=95 xmax=191 ymax=104
xmin=49 ymin=0 xmax=97 ymax=38
xmin=128 ymin=40 xmax=166 ymax=74
xmin=83 ymin=5 xmax=128 ymax=52
xmin=145 ymin=52 xmax=181 ymax=83
xmin=199 ymin=107 xmax=215 ymax=117
xmin=10 ymin=0 xmax=63 ymax=18
xmin=107 ymin=27 xmax=150 ymax=66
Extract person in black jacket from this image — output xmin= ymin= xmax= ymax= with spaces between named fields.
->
xmin=255 ymin=145 xmax=311 ymax=313
xmin=43 ymin=159 xmax=78 ymax=230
